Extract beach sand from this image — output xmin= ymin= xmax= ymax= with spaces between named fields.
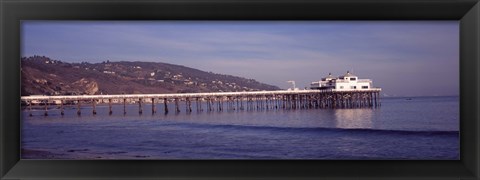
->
xmin=21 ymin=148 xmax=165 ymax=159
xmin=21 ymin=148 xmax=72 ymax=159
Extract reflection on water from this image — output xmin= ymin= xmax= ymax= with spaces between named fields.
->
xmin=23 ymin=96 xmax=458 ymax=131
xmin=333 ymin=109 xmax=374 ymax=129
xmin=21 ymin=96 xmax=460 ymax=159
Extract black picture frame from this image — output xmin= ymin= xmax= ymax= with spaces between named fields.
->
xmin=1 ymin=0 xmax=479 ymax=179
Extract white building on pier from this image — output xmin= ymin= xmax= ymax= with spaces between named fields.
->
xmin=310 ymin=71 xmax=375 ymax=91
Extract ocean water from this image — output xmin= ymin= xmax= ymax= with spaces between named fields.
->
xmin=21 ymin=96 xmax=459 ymax=160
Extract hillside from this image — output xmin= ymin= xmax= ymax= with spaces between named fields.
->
xmin=21 ymin=56 xmax=280 ymax=96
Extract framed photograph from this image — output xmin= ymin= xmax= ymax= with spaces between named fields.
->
xmin=1 ymin=0 xmax=479 ymax=179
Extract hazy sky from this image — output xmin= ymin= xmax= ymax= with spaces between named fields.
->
xmin=22 ymin=21 xmax=459 ymax=97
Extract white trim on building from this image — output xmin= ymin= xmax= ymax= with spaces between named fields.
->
xmin=310 ymin=71 xmax=376 ymax=91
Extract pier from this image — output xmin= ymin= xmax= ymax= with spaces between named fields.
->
xmin=21 ymin=89 xmax=381 ymax=116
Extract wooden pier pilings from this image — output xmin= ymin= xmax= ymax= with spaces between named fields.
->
xmin=21 ymin=89 xmax=381 ymax=116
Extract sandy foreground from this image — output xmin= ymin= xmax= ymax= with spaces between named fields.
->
xmin=21 ymin=148 xmax=158 ymax=160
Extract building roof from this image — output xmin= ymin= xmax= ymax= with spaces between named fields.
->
xmin=339 ymin=71 xmax=357 ymax=78
xmin=322 ymin=73 xmax=336 ymax=80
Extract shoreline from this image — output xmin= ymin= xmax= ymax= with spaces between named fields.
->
xmin=21 ymin=148 xmax=171 ymax=160
xmin=21 ymin=145 xmax=459 ymax=160
xmin=22 ymin=148 xmax=72 ymax=159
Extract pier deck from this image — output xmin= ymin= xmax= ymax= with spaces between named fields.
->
xmin=21 ymin=89 xmax=381 ymax=116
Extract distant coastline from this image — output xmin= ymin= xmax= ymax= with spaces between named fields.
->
xmin=21 ymin=56 xmax=280 ymax=96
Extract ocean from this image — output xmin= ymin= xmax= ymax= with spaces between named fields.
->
xmin=21 ymin=96 xmax=459 ymax=160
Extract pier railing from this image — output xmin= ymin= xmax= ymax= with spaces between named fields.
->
xmin=21 ymin=89 xmax=381 ymax=116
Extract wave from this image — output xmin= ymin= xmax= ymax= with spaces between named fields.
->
xmin=177 ymin=123 xmax=459 ymax=136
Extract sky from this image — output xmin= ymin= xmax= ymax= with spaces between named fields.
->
xmin=21 ymin=21 xmax=459 ymax=97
